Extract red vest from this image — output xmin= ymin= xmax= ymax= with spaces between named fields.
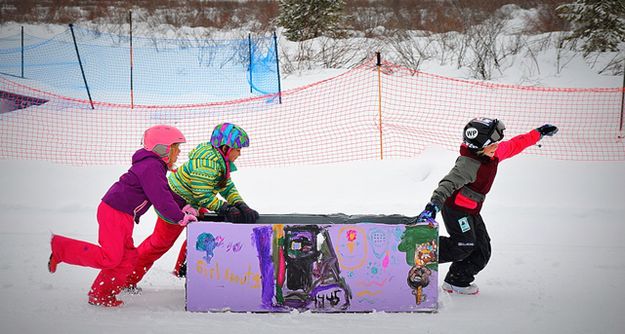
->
xmin=444 ymin=130 xmax=540 ymax=215
xmin=446 ymin=146 xmax=499 ymax=214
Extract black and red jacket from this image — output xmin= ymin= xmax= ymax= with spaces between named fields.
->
xmin=431 ymin=129 xmax=541 ymax=215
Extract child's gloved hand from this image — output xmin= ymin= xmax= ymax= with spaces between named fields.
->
xmin=182 ymin=204 xmax=198 ymax=216
xmin=178 ymin=213 xmax=198 ymax=227
xmin=218 ymin=204 xmax=245 ymax=223
xmin=536 ymin=124 xmax=558 ymax=138
xmin=198 ymin=207 xmax=209 ymax=219
xmin=235 ymin=202 xmax=259 ymax=224
xmin=416 ymin=202 xmax=440 ymax=223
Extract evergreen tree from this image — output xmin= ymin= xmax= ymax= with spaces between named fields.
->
xmin=278 ymin=0 xmax=346 ymax=42
xmin=557 ymin=0 xmax=625 ymax=55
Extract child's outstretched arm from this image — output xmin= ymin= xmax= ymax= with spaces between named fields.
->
xmin=495 ymin=123 xmax=559 ymax=162
xmin=494 ymin=130 xmax=541 ymax=161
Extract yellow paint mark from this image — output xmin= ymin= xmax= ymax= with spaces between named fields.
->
xmin=195 ymin=260 xmax=260 ymax=289
xmin=355 ymin=290 xmax=382 ymax=297
xmin=335 ymin=225 xmax=368 ymax=271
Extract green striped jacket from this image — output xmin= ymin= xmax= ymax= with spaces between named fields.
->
xmin=168 ymin=142 xmax=243 ymax=212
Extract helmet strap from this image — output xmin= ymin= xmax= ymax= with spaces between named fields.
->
xmin=216 ymin=145 xmax=232 ymax=184
xmin=222 ymin=146 xmax=231 ymax=159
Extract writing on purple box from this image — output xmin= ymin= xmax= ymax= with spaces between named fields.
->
xmin=186 ymin=220 xmax=438 ymax=312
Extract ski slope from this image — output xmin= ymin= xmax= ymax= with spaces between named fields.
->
xmin=1 ymin=19 xmax=625 ymax=334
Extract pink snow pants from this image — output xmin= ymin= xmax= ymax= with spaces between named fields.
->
xmin=125 ymin=216 xmax=184 ymax=286
xmin=51 ymin=201 xmax=138 ymax=299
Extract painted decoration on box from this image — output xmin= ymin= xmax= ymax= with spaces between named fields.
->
xmin=186 ymin=219 xmax=437 ymax=312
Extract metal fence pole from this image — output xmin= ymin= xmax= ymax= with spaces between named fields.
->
xmin=376 ymin=52 xmax=384 ymax=160
xmin=619 ymin=57 xmax=625 ymax=136
xmin=248 ymin=33 xmax=253 ymax=93
xmin=129 ymin=10 xmax=134 ymax=109
xmin=69 ymin=24 xmax=94 ymax=109
xmin=273 ymin=31 xmax=282 ymax=104
xmin=21 ymin=26 xmax=24 ymax=78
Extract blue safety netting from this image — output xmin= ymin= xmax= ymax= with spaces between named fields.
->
xmin=0 ymin=26 xmax=280 ymax=105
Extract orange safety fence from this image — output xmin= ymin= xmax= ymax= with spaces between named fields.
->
xmin=1 ymin=57 xmax=624 ymax=166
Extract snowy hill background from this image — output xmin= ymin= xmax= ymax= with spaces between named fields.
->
xmin=1 ymin=2 xmax=625 ymax=333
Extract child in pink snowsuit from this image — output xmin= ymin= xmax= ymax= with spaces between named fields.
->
xmin=124 ymin=122 xmax=258 ymax=290
xmin=48 ymin=125 xmax=198 ymax=307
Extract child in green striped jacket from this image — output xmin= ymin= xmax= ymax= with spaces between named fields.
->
xmin=125 ymin=122 xmax=259 ymax=290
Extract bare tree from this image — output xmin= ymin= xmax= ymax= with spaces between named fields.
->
xmin=464 ymin=16 xmax=506 ymax=80
xmin=386 ymin=31 xmax=434 ymax=71
xmin=318 ymin=37 xmax=365 ymax=68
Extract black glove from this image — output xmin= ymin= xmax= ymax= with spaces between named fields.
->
xmin=217 ymin=204 xmax=245 ymax=223
xmin=536 ymin=124 xmax=558 ymax=138
xmin=235 ymin=202 xmax=259 ymax=224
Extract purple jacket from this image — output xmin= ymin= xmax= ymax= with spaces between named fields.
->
xmin=102 ymin=148 xmax=184 ymax=224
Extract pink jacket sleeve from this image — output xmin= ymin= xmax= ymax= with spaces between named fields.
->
xmin=495 ymin=129 xmax=541 ymax=161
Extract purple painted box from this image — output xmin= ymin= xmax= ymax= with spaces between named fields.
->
xmin=186 ymin=214 xmax=438 ymax=313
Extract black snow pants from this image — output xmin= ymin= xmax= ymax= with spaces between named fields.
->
xmin=438 ymin=205 xmax=491 ymax=287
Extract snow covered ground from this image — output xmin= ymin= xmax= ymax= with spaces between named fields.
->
xmin=1 ymin=20 xmax=625 ymax=334
xmin=1 ymin=146 xmax=624 ymax=334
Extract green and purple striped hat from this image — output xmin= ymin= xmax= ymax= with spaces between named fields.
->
xmin=210 ymin=123 xmax=250 ymax=149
